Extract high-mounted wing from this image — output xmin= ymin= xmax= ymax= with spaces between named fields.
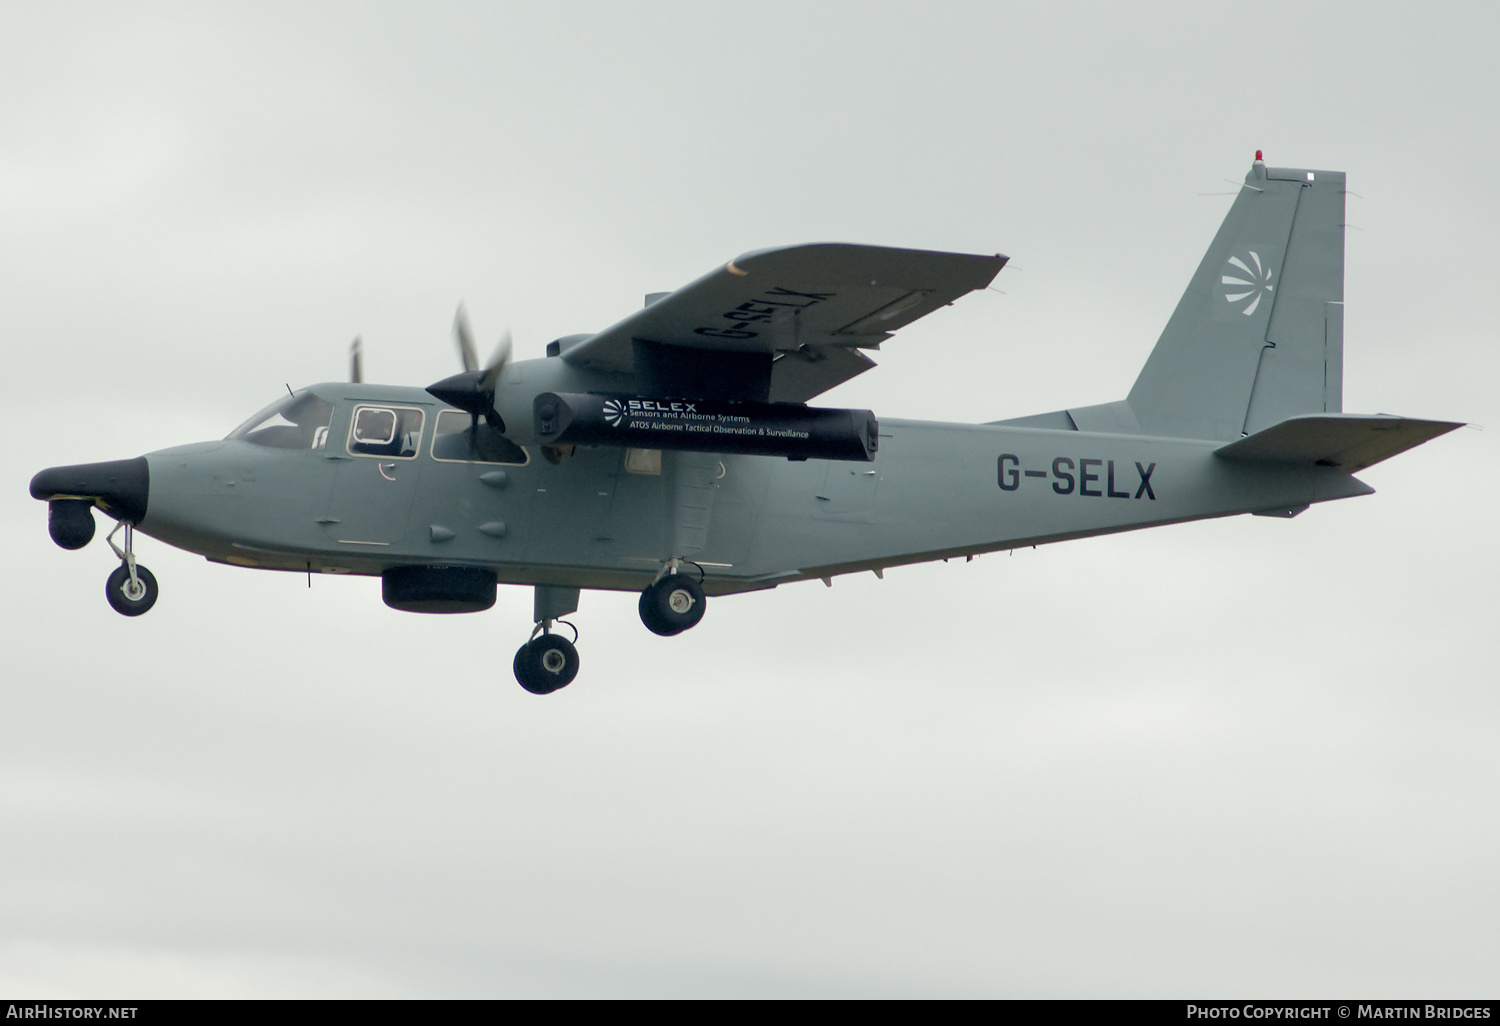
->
xmin=561 ymin=243 xmax=1005 ymax=403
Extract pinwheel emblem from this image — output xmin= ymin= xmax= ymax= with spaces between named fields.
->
xmin=1222 ymin=251 xmax=1274 ymax=316
xmin=603 ymin=399 xmax=626 ymax=427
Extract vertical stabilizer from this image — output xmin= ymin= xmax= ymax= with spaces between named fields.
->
xmin=1127 ymin=156 xmax=1346 ymax=440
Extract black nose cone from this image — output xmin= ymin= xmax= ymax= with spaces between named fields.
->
xmin=30 ymin=457 xmax=150 ymax=524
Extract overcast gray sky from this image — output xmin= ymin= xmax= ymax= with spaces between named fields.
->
xmin=2 ymin=0 xmax=1496 ymax=998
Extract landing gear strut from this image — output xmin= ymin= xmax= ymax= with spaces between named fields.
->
xmin=513 ymin=620 xmax=580 ymax=695
xmin=104 ymin=522 xmax=157 ymax=616
xmin=639 ymin=560 xmax=706 ymax=637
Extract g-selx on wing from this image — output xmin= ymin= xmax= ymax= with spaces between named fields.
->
xmin=561 ymin=243 xmax=1006 ymax=403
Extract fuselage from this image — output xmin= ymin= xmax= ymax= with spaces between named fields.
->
xmin=132 ymin=368 xmax=1374 ymax=598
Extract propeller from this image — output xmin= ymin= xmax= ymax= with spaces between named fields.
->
xmin=426 ymin=305 xmax=512 ymax=436
xmin=454 ymin=306 xmax=479 ymax=373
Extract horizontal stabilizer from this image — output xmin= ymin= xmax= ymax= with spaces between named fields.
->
xmin=1214 ymin=414 xmax=1462 ymax=471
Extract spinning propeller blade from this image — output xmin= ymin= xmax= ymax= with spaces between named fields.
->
xmin=427 ymin=307 xmax=512 ymax=435
xmin=454 ymin=305 xmax=479 ymax=374
xmin=478 ymin=328 xmax=512 ymax=392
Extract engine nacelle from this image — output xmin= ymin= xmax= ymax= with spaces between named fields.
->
xmin=533 ymin=392 xmax=878 ymax=462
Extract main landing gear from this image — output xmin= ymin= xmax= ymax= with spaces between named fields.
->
xmin=513 ymin=620 xmax=580 ymax=695
xmin=104 ymin=521 xmax=157 ymax=616
xmin=511 ymin=567 xmax=709 ymax=695
xmin=638 ymin=559 xmax=706 ymax=637
xmin=513 ymin=585 xmax=583 ymax=695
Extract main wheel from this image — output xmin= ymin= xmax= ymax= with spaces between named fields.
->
xmin=638 ymin=574 xmax=706 ymax=637
xmin=513 ymin=634 xmax=580 ymax=694
xmin=105 ymin=564 xmax=158 ymax=617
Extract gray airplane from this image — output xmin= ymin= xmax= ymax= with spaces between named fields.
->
xmin=31 ymin=154 xmax=1459 ymax=694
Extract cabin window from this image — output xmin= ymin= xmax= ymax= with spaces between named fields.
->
xmin=347 ymin=405 xmax=425 ymax=458
xmin=429 ymin=410 xmax=529 ymax=465
xmin=623 ymin=448 xmax=661 ymax=475
xmin=229 ymin=392 xmax=335 ymax=450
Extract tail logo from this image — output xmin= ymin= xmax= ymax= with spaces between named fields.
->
xmin=1221 ymin=251 xmax=1274 ymax=316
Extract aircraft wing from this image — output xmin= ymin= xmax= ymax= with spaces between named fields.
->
xmin=561 ymin=243 xmax=1006 ymax=403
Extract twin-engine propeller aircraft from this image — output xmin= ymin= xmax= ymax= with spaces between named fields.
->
xmin=32 ymin=154 xmax=1460 ymax=694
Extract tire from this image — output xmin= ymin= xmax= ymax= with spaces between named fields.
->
xmin=513 ymin=634 xmax=579 ymax=694
xmin=105 ymin=564 xmax=158 ymax=617
xmin=638 ymin=574 xmax=706 ymax=636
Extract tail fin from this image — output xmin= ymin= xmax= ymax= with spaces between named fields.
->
xmin=1127 ymin=154 xmax=1346 ymax=441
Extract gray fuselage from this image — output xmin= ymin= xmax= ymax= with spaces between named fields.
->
xmin=137 ymin=360 xmax=1372 ymax=598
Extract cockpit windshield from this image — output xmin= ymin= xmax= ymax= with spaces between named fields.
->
xmin=228 ymin=392 xmax=336 ymax=449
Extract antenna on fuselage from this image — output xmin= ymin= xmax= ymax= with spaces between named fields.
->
xmin=349 ymin=336 xmax=364 ymax=384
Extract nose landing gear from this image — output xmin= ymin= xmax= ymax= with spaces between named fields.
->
xmin=638 ymin=559 xmax=706 ymax=637
xmin=106 ymin=562 xmax=158 ymax=616
xmin=104 ymin=521 xmax=157 ymax=616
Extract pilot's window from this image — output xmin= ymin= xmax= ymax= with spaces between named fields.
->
xmin=347 ymin=405 xmax=424 ymax=458
xmin=429 ymin=410 xmax=529 ymax=465
xmin=228 ymin=392 xmax=335 ymax=450
xmin=355 ymin=408 xmax=396 ymax=445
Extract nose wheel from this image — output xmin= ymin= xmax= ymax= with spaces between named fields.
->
xmin=513 ymin=621 xmax=580 ymax=695
xmin=106 ymin=563 xmax=158 ymax=616
xmin=104 ymin=522 xmax=157 ymax=617
xmin=638 ymin=561 xmax=706 ymax=636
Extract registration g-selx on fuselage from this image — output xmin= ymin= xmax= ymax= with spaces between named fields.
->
xmin=30 ymin=157 xmax=1461 ymax=695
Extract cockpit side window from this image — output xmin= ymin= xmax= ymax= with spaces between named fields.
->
xmin=229 ymin=393 xmax=335 ymax=450
xmin=429 ymin=410 xmax=529 ymax=465
xmin=347 ymin=405 xmax=424 ymax=458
